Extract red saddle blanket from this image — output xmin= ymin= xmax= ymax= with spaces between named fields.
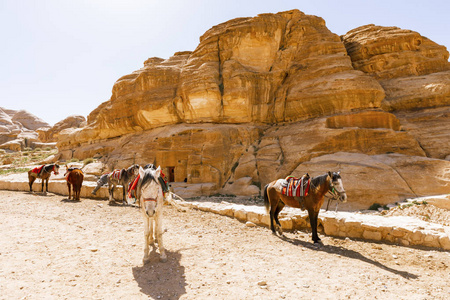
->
xmin=31 ymin=165 xmax=45 ymax=174
xmin=281 ymin=175 xmax=310 ymax=197
xmin=110 ymin=169 xmax=123 ymax=181
xmin=128 ymin=175 xmax=140 ymax=198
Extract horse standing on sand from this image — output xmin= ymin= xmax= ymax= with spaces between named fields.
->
xmin=107 ymin=164 xmax=139 ymax=205
xmin=264 ymin=171 xmax=347 ymax=244
xmin=64 ymin=166 xmax=84 ymax=201
xmin=135 ymin=166 xmax=167 ymax=263
xmin=28 ymin=163 xmax=60 ymax=193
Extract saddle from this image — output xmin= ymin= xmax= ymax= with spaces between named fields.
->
xmin=281 ymin=174 xmax=311 ymax=198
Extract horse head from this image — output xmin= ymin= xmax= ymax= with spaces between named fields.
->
xmin=129 ymin=164 xmax=140 ymax=176
xmin=138 ymin=166 xmax=163 ymax=217
xmin=53 ymin=163 xmax=60 ymax=175
xmin=327 ymin=171 xmax=347 ymax=203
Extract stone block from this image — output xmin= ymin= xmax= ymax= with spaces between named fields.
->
xmin=362 ymin=230 xmax=382 ymax=241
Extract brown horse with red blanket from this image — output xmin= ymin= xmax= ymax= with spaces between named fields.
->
xmin=264 ymin=172 xmax=347 ymax=244
xmin=64 ymin=166 xmax=84 ymax=201
xmin=28 ymin=163 xmax=60 ymax=193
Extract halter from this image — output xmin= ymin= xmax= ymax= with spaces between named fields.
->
xmin=52 ymin=165 xmax=58 ymax=174
xmin=143 ymin=198 xmax=157 ymax=202
xmin=325 ymin=177 xmax=345 ymax=212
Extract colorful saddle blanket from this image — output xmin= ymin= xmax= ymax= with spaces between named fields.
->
xmin=110 ymin=169 xmax=123 ymax=181
xmin=127 ymin=175 xmax=140 ymax=198
xmin=281 ymin=175 xmax=310 ymax=197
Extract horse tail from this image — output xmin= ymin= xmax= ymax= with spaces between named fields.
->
xmin=263 ymin=184 xmax=270 ymax=213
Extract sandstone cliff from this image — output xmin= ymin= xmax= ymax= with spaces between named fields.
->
xmin=56 ymin=10 xmax=450 ymax=210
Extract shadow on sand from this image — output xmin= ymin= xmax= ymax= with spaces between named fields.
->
xmin=279 ymin=234 xmax=418 ymax=280
xmin=132 ymin=249 xmax=186 ymax=300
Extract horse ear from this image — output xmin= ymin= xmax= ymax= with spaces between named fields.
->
xmin=328 ymin=171 xmax=332 ymax=177
xmin=139 ymin=166 xmax=145 ymax=178
xmin=155 ymin=166 xmax=161 ymax=177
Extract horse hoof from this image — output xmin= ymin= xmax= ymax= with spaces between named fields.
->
xmin=160 ymin=256 xmax=167 ymax=263
xmin=143 ymin=257 xmax=150 ymax=265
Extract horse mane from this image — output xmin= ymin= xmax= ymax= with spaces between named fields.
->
xmin=310 ymin=173 xmax=329 ymax=189
xmin=140 ymin=169 xmax=158 ymax=187
xmin=126 ymin=164 xmax=139 ymax=173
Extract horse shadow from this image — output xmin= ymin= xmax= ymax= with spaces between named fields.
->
xmin=132 ymin=249 xmax=186 ymax=299
xmin=278 ymin=234 xmax=418 ymax=280
xmin=61 ymin=198 xmax=81 ymax=203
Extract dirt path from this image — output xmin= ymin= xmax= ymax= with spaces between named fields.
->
xmin=1 ymin=191 xmax=449 ymax=299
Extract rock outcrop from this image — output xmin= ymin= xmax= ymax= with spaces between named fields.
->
xmin=37 ymin=115 xmax=86 ymax=143
xmin=0 ymin=107 xmax=49 ymax=151
xmin=55 ymin=10 xmax=450 ymax=210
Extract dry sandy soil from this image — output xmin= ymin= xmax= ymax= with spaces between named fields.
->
xmin=1 ymin=190 xmax=449 ymax=300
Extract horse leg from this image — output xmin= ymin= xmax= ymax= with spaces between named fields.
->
xmin=142 ymin=215 xmax=151 ymax=264
xmin=109 ymin=184 xmax=115 ymax=204
xmin=29 ymin=176 xmax=35 ymax=192
xmin=155 ymin=213 xmax=167 ymax=262
xmin=122 ymin=180 xmax=127 ymax=205
xmin=67 ymin=182 xmax=72 ymax=200
xmin=41 ymin=179 xmax=45 ymax=193
xmin=308 ymin=210 xmax=320 ymax=244
xmin=274 ymin=201 xmax=285 ymax=235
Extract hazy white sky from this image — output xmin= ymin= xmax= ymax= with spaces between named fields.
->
xmin=1 ymin=0 xmax=449 ymax=125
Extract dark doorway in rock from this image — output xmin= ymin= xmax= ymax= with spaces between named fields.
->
xmin=168 ymin=167 xmax=175 ymax=182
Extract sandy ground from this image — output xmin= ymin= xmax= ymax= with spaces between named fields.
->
xmin=1 ymin=190 xmax=449 ymax=300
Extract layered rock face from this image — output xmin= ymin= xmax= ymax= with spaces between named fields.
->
xmin=0 ymin=107 xmax=50 ymax=151
xmin=57 ymin=10 xmax=450 ymax=210
xmin=37 ymin=115 xmax=86 ymax=143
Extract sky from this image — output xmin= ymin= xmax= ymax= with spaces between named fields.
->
xmin=1 ymin=0 xmax=449 ymax=126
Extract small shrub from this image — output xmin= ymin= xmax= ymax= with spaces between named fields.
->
xmin=83 ymin=158 xmax=94 ymax=165
xmin=368 ymin=203 xmax=382 ymax=211
xmin=69 ymin=158 xmax=79 ymax=162
xmin=44 ymin=147 xmax=52 ymax=151
xmin=23 ymin=147 xmax=32 ymax=152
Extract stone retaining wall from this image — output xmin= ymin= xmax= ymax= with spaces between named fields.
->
xmin=178 ymin=201 xmax=450 ymax=251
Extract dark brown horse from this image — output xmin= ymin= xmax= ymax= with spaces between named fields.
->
xmin=64 ymin=166 xmax=84 ymax=201
xmin=28 ymin=163 xmax=60 ymax=193
xmin=264 ymin=171 xmax=347 ymax=244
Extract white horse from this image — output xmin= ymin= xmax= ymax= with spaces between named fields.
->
xmin=136 ymin=166 xmax=167 ymax=263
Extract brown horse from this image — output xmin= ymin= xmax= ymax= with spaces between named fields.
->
xmin=64 ymin=167 xmax=84 ymax=201
xmin=264 ymin=171 xmax=347 ymax=244
xmin=28 ymin=163 xmax=60 ymax=193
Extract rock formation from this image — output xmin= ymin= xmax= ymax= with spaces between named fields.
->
xmin=0 ymin=107 xmax=50 ymax=151
xmin=37 ymin=115 xmax=86 ymax=143
xmin=55 ymin=10 xmax=450 ymax=210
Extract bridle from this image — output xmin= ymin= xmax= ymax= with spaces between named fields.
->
xmin=325 ymin=176 xmax=346 ymax=211
xmin=143 ymin=198 xmax=157 ymax=202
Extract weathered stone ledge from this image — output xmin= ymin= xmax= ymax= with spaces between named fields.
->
xmin=0 ymin=173 xmax=119 ymax=200
xmin=178 ymin=200 xmax=450 ymax=251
